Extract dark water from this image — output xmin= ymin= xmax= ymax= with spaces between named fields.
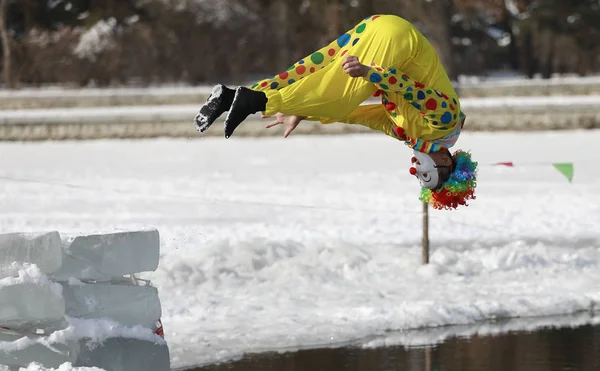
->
xmin=190 ymin=322 xmax=600 ymax=371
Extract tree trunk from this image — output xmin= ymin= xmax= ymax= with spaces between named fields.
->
xmin=0 ymin=0 xmax=14 ymax=89
xmin=543 ymin=30 xmax=555 ymax=78
xmin=521 ymin=26 xmax=536 ymax=78
xmin=275 ymin=0 xmax=290 ymax=71
xmin=324 ymin=0 xmax=340 ymax=44
xmin=501 ymin=0 xmax=519 ymax=71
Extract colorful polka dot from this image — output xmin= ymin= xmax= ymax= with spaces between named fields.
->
xmin=261 ymin=81 xmax=268 ymax=87
xmin=372 ymin=15 xmax=381 ymax=20
xmin=450 ymin=104 xmax=455 ymax=111
xmin=357 ymin=23 xmax=367 ymax=33
xmin=251 ymin=83 xmax=258 ymax=89
xmin=417 ymin=91 xmax=426 ymax=100
xmin=393 ymin=112 xmax=398 ymax=118
xmin=389 ymin=68 xmax=397 ymax=74
xmin=425 ymin=98 xmax=437 ymax=110
xmin=352 ymin=38 xmax=360 ymax=46
xmin=412 ymin=102 xmax=422 ymax=110
xmin=426 ymin=89 xmax=432 ymax=94
xmin=328 ymin=48 xmax=336 ymax=56
xmin=311 ymin=52 xmax=324 ymax=64
xmin=441 ymin=102 xmax=447 ymax=108
xmin=364 ymin=15 xmax=372 ymax=20
xmin=341 ymin=50 xmax=348 ymax=57
xmin=310 ymin=67 xmax=316 ymax=73
xmin=415 ymin=81 xmax=425 ymax=89
xmin=270 ymin=82 xmax=279 ymax=89
xmin=337 ymin=34 xmax=351 ymax=47
xmin=404 ymin=92 xmax=414 ymax=100
xmin=389 ymin=76 xmax=398 ymax=84
xmin=452 ymin=98 xmax=457 ymax=105
xmin=406 ymin=87 xmax=413 ymax=92
xmin=402 ymin=74 xmax=410 ymax=81
xmin=380 ymin=83 xmax=389 ymax=90
xmin=298 ymin=60 xmax=304 ymax=64
xmin=288 ymin=79 xmax=296 ymax=85
xmin=370 ymin=73 xmax=382 ymax=83
xmin=296 ymin=65 xmax=306 ymax=74
xmin=279 ymin=72 xmax=289 ymax=80
xmin=441 ymin=112 xmax=453 ymax=124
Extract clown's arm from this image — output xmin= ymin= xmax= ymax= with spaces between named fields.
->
xmin=342 ymin=56 xmax=460 ymax=126
xmin=305 ymin=104 xmax=400 ymax=139
xmin=264 ymin=104 xmax=402 ymax=140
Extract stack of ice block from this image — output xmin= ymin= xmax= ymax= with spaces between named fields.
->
xmin=0 ymin=229 xmax=170 ymax=370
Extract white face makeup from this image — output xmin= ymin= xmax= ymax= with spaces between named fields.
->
xmin=411 ymin=150 xmax=440 ymax=189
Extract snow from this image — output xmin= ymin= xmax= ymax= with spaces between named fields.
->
xmin=73 ymin=19 xmax=117 ymax=62
xmin=0 ymin=130 xmax=599 ymax=369
xmin=1 ymin=95 xmax=599 ymax=124
xmin=0 ymin=265 xmax=61 ymax=295
xmin=0 ymin=73 xmax=598 ymax=99
xmin=0 ymin=363 xmax=104 ymax=371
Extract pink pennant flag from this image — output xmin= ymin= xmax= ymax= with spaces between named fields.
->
xmin=496 ymin=162 xmax=514 ymax=167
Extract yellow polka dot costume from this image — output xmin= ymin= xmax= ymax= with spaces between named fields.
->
xmin=251 ymin=14 xmax=466 ymax=153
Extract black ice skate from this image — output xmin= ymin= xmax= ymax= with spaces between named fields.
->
xmin=194 ymin=84 xmax=235 ymax=133
xmin=224 ymin=87 xmax=268 ymax=139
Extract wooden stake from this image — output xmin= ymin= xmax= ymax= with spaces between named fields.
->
xmin=422 ymin=201 xmax=429 ymax=264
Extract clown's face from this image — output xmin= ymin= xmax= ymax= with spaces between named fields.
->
xmin=411 ymin=150 xmax=440 ymax=189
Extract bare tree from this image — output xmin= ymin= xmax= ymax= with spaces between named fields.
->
xmin=399 ymin=0 xmax=456 ymax=79
xmin=0 ymin=0 xmax=14 ymax=89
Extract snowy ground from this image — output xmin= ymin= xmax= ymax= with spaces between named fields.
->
xmin=1 ymin=130 xmax=600 ymax=370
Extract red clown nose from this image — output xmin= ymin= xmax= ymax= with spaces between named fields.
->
xmin=409 ymin=167 xmax=417 ymax=176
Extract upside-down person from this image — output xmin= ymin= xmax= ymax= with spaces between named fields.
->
xmin=194 ymin=14 xmax=478 ymax=210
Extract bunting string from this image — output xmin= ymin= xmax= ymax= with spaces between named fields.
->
xmin=482 ymin=161 xmax=581 ymax=183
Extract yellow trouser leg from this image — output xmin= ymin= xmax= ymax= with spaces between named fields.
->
xmin=250 ymin=37 xmax=345 ymax=92
xmin=318 ymin=104 xmax=398 ymax=139
xmin=260 ymin=15 xmax=417 ymax=120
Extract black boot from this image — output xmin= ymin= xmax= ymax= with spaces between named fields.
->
xmin=224 ymin=87 xmax=268 ymax=139
xmin=194 ymin=84 xmax=235 ymax=133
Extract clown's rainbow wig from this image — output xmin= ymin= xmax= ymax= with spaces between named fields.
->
xmin=419 ymin=150 xmax=478 ymax=210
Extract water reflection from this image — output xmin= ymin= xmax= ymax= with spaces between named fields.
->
xmin=191 ymin=318 xmax=600 ymax=371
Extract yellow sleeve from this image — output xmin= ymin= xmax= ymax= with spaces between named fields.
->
xmin=362 ymin=64 xmax=461 ymax=128
xmin=305 ymin=104 xmax=400 ymax=140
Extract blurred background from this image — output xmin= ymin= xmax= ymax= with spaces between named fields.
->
xmin=1 ymin=0 xmax=599 ymax=89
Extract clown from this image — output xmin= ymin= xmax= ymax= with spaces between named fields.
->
xmin=194 ymin=14 xmax=478 ymax=210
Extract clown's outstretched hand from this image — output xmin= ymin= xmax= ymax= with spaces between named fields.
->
xmin=263 ymin=113 xmax=306 ymax=138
